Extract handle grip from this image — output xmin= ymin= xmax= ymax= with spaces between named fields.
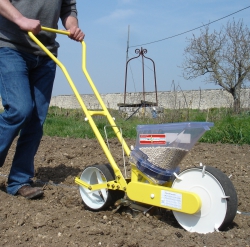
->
xmin=41 ymin=26 xmax=70 ymax=35
xmin=27 ymin=26 xmax=70 ymax=36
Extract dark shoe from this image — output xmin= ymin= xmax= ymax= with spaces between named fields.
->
xmin=17 ymin=185 xmax=44 ymax=199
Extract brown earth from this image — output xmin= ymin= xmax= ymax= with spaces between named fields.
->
xmin=0 ymin=136 xmax=250 ymax=247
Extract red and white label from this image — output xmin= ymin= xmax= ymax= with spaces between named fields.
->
xmin=139 ymin=134 xmax=166 ymax=145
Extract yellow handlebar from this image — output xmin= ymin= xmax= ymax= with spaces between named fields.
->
xmin=27 ymin=26 xmax=131 ymax=163
xmin=28 ymin=26 xmax=70 ymax=36
xmin=41 ymin=26 xmax=70 ymax=35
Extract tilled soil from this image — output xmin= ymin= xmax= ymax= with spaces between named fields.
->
xmin=0 ymin=136 xmax=250 ymax=247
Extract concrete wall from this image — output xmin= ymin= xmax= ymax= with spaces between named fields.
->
xmin=1 ymin=88 xmax=250 ymax=110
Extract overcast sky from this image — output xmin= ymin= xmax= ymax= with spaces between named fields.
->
xmin=52 ymin=0 xmax=250 ymax=96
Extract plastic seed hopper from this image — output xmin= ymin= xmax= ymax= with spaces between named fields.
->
xmin=29 ymin=28 xmax=238 ymax=234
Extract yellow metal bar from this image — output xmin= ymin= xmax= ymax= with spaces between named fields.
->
xmin=28 ymin=27 xmax=129 ymax=189
xmin=39 ymin=27 xmax=131 ymax=156
xmin=127 ymin=182 xmax=201 ymax=214
xmin=75 ymin=177 xmax=121 ymax=191
xmin=81 ymin=42 xmax=131 ymax=157
xmin=75 ymin=177 xmax=92 ymax=189
xmin=41 ymin=26 xmax=70 ymax=35
xmin=28 ymin=32 xmax=94 ymax=124
xmin=75 ymin=177 xmax=108 ymax=190
xmin=88 ymin=110 xmax=107 ymax=116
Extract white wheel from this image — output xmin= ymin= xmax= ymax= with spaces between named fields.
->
xmin=171 ymin=166 xmax=237 ymax=234
xmin=79 ymin=164 xmax=124 ymax=211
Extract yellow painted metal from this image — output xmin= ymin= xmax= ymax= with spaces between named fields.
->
xmin=161 ymin=180 xmax=173 ymax=188
xmin=41 ymin=26 xmax=70 ymax=35
xmin=28 ymin=27 xmax=130 ymax=190
xmin=75 ymin=177 xmax=121 ymax=191
xmin=88 ymin=110 xmax=107 ymax=116
xmin=127 ymin=182 xmax=201 ymax=214
xmin=131 ymin=163 xmax=155 ymax=184
xmin=75 ymin=177 xmax=92 ymax=189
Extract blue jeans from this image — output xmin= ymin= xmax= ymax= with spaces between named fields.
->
xmin=0 ymin=47 xmax=56 ymax=195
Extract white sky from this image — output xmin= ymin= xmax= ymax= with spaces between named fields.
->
xmin=52 ymin=0 xmax=250 ymax=96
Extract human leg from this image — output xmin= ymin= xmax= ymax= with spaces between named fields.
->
xmin=0 ymin=48 xmax=34 ymax=168
xmin=6 ymin=53 xmax=56 ymax=195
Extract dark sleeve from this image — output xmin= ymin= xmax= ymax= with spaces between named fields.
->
xmin=60 ymin=0 xmax=78 ymax=23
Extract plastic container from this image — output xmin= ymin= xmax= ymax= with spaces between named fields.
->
xmin=132 ymin=122 xmax=214 ymax=183
xmin=130 ymin=148 xmax=179 ymax=183
xmin=136 ymin=122 xmax=214 ymax=150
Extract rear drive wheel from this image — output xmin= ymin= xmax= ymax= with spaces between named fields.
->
xmin=171 ymin=165 xmax=238 ymax=233
xmin=79 ymin=164 xmax=124 ymax=211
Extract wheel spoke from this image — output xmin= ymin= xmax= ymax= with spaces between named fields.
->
xmin=95 ymin=170 xmax=108 ymax=201
xmin=92 ymin=192 xmax=104 ymax=202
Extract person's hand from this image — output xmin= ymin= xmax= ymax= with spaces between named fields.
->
xmin=67 ymin=26 xmax=85 ymax=42
xmin=17 ymin=16 xmax=41 ymax=34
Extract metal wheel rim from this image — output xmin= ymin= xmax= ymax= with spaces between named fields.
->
xmin=79 ymin=166 xmax=109 ymax=210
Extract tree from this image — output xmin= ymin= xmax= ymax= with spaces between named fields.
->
xmin=181 ymin=19 xmax=250 ymax=112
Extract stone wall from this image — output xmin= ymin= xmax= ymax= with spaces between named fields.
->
xmin=1 ymin=89 xmax=250 ymax=110
xmin=49 ymin=89 xmax=250 ymax=110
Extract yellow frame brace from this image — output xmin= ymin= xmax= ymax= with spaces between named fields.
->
xmin=28 ymin=27 xmax=129 ymax=190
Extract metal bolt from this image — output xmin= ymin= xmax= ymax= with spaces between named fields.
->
xmin=88 ymin=186 xmax=92 ymax=190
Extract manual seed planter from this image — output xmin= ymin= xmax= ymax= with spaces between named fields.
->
xmin=28 ymin=28 xmax=238 ymax=234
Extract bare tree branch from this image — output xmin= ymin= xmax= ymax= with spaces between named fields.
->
xmin=181 ymin=19 xmax=250 ymax=112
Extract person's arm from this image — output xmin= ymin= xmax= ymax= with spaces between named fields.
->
xmin=0 ymin=0 xmax=41 ymax=34
xmin=63 ymin=15 xmax=85 ymax=42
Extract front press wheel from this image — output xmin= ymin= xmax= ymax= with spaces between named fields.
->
xmin=171 ymin=165 xmax=238 ymax=234
xmin=79 ymin=164 xmax=124 ymax=211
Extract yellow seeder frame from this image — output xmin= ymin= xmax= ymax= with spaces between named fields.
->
xmin=28 ymin=27 xmax=201 ymax=215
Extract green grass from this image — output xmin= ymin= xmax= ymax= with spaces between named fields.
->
xmin=43 ymin=106 xmax=250 ymax=145
xmin=2 ymin=106 xmax=250 ymax=144
xmin=44 ymin=107 xmax=138 ymax=139
xmin=43 ymin=116 xmax=92 ymax=138
xmin=200 ymin=113 xmax=250 ymax=144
